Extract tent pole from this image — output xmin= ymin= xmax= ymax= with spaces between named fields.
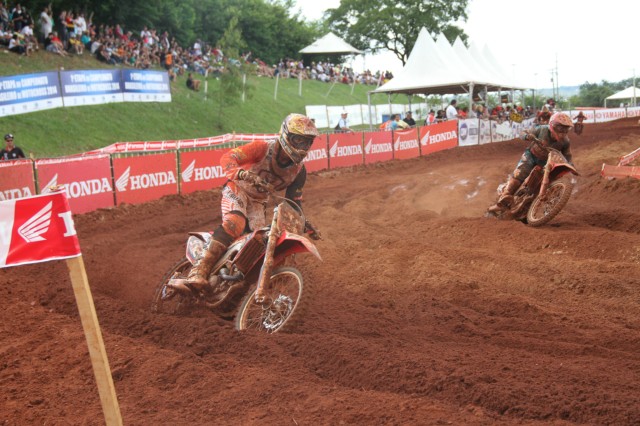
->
xmin=368 ymin=92 xmax=373 ymax=131
xmin=388 ymin=94 xmax=392 ymax=121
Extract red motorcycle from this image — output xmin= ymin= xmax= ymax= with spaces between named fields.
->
xmin=574 ymin=122 xmax=584 ymax=135
xmin=151 ymin=187 xmax=321 ymax=333
xmin=487 ymin=137 xmax=579 ymax=227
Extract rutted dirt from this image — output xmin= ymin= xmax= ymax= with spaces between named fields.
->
xmin=2 ymin=119 xmax=640 ymax=425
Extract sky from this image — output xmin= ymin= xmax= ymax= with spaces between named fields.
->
xmin=293 ymin=0 xmax=640 ymax=89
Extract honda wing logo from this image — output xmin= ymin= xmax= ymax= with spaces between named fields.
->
xmin=18 ymin=201 xmax=52 ymax=243
xmin=116 ymin=167 xmax=131 ymax=192
xmin=40 ymin=174 xmax=58 ymax=194
xmin=364 ymin=140 xmax=372 ymax=155
xmin=330 ymin=141 xmax=339 ymax=157
xmin=182 ymin=160 xmax=196 ymax=183
xmin=421 ymin=130 xmax=431 ymax=146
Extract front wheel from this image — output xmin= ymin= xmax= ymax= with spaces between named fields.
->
xmin=151 ymin=257 xmax=194 ymax=315
xmin=235 ymin=266 xmax=307 ymax=333
xmin=526 ymin=177 xmax=574 ymax=227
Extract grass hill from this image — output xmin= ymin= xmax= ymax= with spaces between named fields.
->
xmin=0 ymin=51 xmax=394 ymax=158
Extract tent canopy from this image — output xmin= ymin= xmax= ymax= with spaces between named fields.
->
xmin=373 ymin=27 xmax=528 ymax=96
xmin=299 ymin=32 xmax=363 ymax=55
xmin=605 ymin=86 xmax=640 ymax=100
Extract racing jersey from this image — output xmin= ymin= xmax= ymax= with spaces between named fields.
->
xmin=521 ymin=125 xmax=572 ymax=163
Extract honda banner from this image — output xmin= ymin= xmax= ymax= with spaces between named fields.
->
xmin=35 ymin=155 xmax=114 ymax=214
xmin=364 ymin=131 xmax=393 ymax=164
xmin=0 ymin=159 xmax=36 ymax=201
xmin=328 ymin=132 xmax=364 ymax=169
xmin=303 ymin=135 xmax=329 ymax=173
xmin=393 ymin=128 xmax=420 ymax=160
xmin=0 ymin=192 xmax=81 ymax=267
xmin=113 ymin=151 xmax=178 ymax=205
xmin=179 ymin=148 xmax=230 ymax=194
xmin=419 ymin=121 xmax=458 ymax=156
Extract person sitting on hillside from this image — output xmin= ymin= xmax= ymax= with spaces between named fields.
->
xmin=8 ymin=33 xmax=29 ymax=56
xmin=44 ymin=31 xmax=68 ymax=56
xmin=186 ymin=72 xmax=201 ymax=91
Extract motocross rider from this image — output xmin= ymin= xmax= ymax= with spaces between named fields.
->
xmin=182 ymin=113 xmax=321 ymax=290
xmin=488 ymin=112 xmax=574 ymax=213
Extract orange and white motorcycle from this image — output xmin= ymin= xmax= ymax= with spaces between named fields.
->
xmin=151 ymin=184 xmax=321 ymax=333
xmin=487 ymin=137 xmax=579 ymax=227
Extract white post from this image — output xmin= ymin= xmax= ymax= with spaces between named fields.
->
xmin=274 ymin=73 xmax=279 ymax=100
xmin=242 ymin=73 xmax=246 ymax=102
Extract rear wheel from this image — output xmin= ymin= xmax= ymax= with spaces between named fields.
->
xmin=151 ymin=257 xmax=194 ymax=314
xmin=235 ymin=267 xmax=306 ymax=333
xmin=526 ymin=177 xmax=574 ymax=227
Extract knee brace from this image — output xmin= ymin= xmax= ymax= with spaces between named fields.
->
xmin=213 ymin=211 xmax=247 ymax=245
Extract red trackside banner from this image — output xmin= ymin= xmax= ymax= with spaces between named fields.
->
xmin=179 ymin=148 xmax=230 ymax=194
xmin=303 ymin=135 xmax=329 ymax=173
xmin=112 ymin=151 xmax=178 ymax=206
xmin=0 ymin=159 xmax=36 ymax=202
xmin=35 ymin=155 xmax=114 ymax=214
xmin=0 ymin=192 xmax=81 ymax=267
xmin=393 ymin=128 xmax=420 ymax=160
xmin=364 ymin=131 xmax=393 ymax=164
xmin=328 ymin=132 xmax=363 ymax=169
xmin=419 ymin=121 xmax=459 ymax=156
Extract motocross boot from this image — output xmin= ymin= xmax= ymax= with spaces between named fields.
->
xmin=183 ymin=239 xmax=227 ymax=290
xmin=488 ymin=177 xmax=522 ymax=213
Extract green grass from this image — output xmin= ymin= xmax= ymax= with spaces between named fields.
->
xmin=0 ymin=51 xmax=401 ymax=158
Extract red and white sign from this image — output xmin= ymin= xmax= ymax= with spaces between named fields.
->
xmin=364 ymin=131 xmax=393 ymax=164
xmin=35 ymin=155 xmax=114 ymax=214
xmin=179 ymin=148 xmax=230 ymax=194
xmin=0 ymin=192 xmax=81 ymax=267
xmin=328 ymin=132 xmax=363 ymax=169
xmin=112 ymin=152 xmax=178 ymax=206
xmin=393 ymin=128 xmax=420 ymax=160
xmin=0 ymin=159 xmax=36 ymax=202
xmin=419 ymin=121 xmax=458 ymax=155
xmin=302 ymin=135 xmax=329 ymax=173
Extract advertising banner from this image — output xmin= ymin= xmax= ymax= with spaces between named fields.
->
xmin=122 ymin=70 xmax=171 ymax=102
xmin=458 ymin=119 xmax=479 ymax=147
xmin=35 ymin=155 xmax=114 ymax=214
xmin=303 ymin=135 xmax=329 ymax=173
xmin=113 ymin=152 xmax=178 ymax=205
xmin=593 ymin=108 xmax=627 ymax=123
xmin=0 ymin=160 xmax=36 ymax=201
xmin=60 ymin=69 xmax=124 ymax=106
xmin=393 ymin=128 xmax=420 ymax=160
xmin=364 ymin=131 xmax=393 ymax=164
xmin=419 ymin=121 xmax=458 ymax=156
xmin=0 ymin=192 xmax=81 ymax=267
xmin=479 ymin=119 xmax=492 ymax=144
xmin=328 ymin=132 xmax=364 ymax=169
xmin=179 ymin=148 xmax=230 ymax=194
xmin=0 ymin=72 xmax=63 ymax=117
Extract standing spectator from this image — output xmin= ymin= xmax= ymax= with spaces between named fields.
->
xmin=436 ymin=110 xmax=445 ymax=123
xmin=335 ymin=111 xmax=353 ymax=133
xmin=402 ymin=111 xmax=416 ymax=127
xmin=39 ymin=5 xmax=53 ymax=42
xmin=424 ymin=109 xmax=436 ymax=126
xmin=11 ymin=3 xmax=26 ymax=32
xmin=20 ymin=22 xmax=37 ymax=51
xmin=1 ymin=134 xmax=26 ymax=160
xmin=1 ymin=2 xmax=9 ymax=32
xmin=446 ymin=99 xmax=459 ymax=120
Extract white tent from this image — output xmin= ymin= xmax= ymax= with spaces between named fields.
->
xmin=604 ymin=86 xmax=640 ymax=107
xmin=373 ymin=27 xmax=526 ymax=96
xmin=299 ymin=32 xmax=363 ymax=55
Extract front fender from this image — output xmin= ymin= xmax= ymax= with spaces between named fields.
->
xmin=274 ymin=231 xmax=322 ymax=262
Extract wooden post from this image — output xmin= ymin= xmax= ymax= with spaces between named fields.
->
xmin=66 ymin=256 xmax=123 ymax=426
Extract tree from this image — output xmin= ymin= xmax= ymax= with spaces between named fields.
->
xmin=325 ymin=0 xmax=469 ymax=66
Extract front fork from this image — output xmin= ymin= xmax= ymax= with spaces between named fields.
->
xmin=254 ymin=206 xmax=280 ymax=303
xmin=537 ymin=163 xmax=552 ymax=200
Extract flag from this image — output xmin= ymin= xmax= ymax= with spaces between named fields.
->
xmin=0 ymin=192 xmax=81 ymax=267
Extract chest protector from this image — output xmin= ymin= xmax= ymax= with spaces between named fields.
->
xmin=529 ymin=127 xmax=569 ymax=161
xmin=235 ymin=141 xmax=302 ymax=200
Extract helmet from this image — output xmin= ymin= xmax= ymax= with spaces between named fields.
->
xmin=278 ymin=114 xmax=318 ymax=164
xmin=4 ymin=133 xmax=13 ymax=140
xmin=549 ymin=112 xmax=573 ymax=140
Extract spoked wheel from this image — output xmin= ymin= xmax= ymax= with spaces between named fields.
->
xmin=151 ymin=257 xmax=195 ymax=314
xmin=526 ymin=177 xmax=574 ymax=227
xmin=235 ymin=267 xmax=306 ymax=333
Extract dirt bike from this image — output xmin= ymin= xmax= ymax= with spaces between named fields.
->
xmin=574 ymin=122 xmax=584 ymax=135
xmin=486 ymin=136 xmax=579 ymax=227
xmin=151 ymin=182 xmax=321 ymax=333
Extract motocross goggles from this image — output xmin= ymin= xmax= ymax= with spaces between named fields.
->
xmin=288 ymin=134 xmax=314 ymax=150
xmin=552 ymin=124 xmax=570 ymax=134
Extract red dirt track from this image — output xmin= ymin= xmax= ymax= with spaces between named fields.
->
xmin=2 ymin=119 xmax=640 ymax=425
